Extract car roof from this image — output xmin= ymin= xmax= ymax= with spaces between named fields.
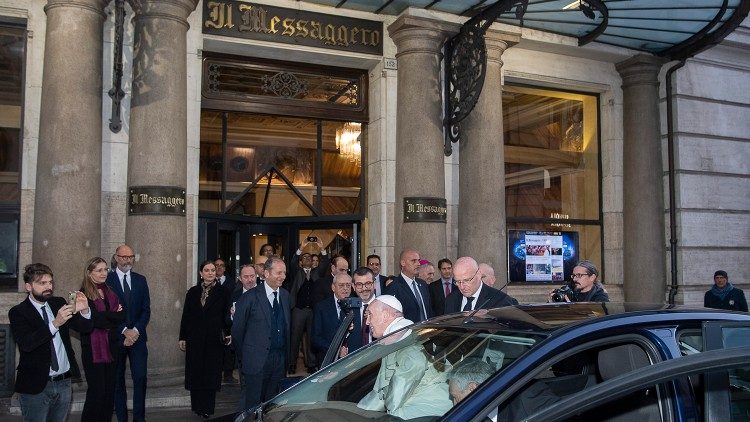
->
xmin=421 ymin=302 xmax=750 ymax=333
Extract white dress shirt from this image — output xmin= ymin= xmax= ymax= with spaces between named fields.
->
xmin=460 ymin=283 xmax=483 ymax=311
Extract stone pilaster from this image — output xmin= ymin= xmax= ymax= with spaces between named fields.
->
xmin=387 ymin=16 xmax=455 ymax=265
xmin=126 ymin=0 xmax=199 ymax=373
xmin=458 ymin=30 xmax=518 ymax=280
xmin=32 ymin=0 xmax=108 ymax=292
xmin=615 ymin=54 xmax=667 ymax=303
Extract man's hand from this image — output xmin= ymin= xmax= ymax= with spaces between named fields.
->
xmin=178 ymin=340 xmax=186 ymax=351
xmin=338 ymin=345 xmax=348 ymax=358
xmin=124 ymin=328 xmax=139 ymax=344
xmin=124 ymin=337 xmax=134 ymax=347
xmin=315 ymin=239 xmax=324 ymax=249
xmin=74 ymin=291 xmax=89 ymax=314
xmin=52 ymin=304 xmax=74 ymax=328
xmin=116 ymin=304 xmax=123 ymax=312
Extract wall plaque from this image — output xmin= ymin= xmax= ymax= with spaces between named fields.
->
xmin=203 ymin=1 xmax=384 ymax=56
xmin=129 ymin=186 xmax=186 ymax=216
xmin=404 ymin=197 xmax=447 ymax=223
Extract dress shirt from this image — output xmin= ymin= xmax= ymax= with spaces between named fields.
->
xmin=440 ymin=278 xmax=453 ymax=296
xmin=218 ymin=275 xmax=226 ymax=285
xmin=115 ymin=267 xmax=138 ymax=335
xmin=264 ymin=282 xmax=280 ymax=307
xmin=460 ymin=283 xmax=483 ymax=312
xmin=372 ymin=275 xmax=382 ymax=296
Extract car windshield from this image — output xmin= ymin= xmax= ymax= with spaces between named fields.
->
xmin=261 ymin=323 xmax=547 ymax=421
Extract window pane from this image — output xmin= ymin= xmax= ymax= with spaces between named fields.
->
xmin=319 ymin=121 xmax=362 ymax=215
xmin=0 ymin=25 xmax=24 ymax=204
xmin=0 ymin=217 xmax=18 ymax=275
xmin=504 ymin=86 xmax=599 ymax=220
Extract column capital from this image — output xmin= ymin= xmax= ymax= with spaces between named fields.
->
xmin=45 ymin=0 xmax=108 ymax=18
xmin=130 ymin=0 xmax=199 ymax=29
xmin=616 ymin=54 xmax=666 ymax=88
xmin=485 ymin=29 xmax=519 ymax=66
xmin=388 ymin=15 xmax=458 ymax=57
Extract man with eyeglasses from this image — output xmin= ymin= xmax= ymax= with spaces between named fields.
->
xmin=311 ymin=255 xmax=349 ymax=306
xmin=549 ymin=260 xmax=609 ymax=303
xmin=311 ymin=273 xmax=362 ymax=366
xmin=106 ymin=244 xmax=151 ymax=422
xmin=445 ymin=257 xmax=517 ymax=314
xmin=352 ymin=267 xmax=377 ymax=344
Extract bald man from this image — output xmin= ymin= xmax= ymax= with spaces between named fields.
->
xmin=445 ymin=257 xmax=517 ymax=314
xmin=479 ymin=263 xmax=496 ymax=287
xmin=383 ymin=249 xmax=432 ymax=323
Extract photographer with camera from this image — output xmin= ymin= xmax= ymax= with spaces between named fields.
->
xmin=312 ymin=273 xmax=363 ymax=366
xmin=549 ymin=260 xmax=609 ymax=303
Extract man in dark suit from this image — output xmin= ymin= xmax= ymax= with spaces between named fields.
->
xmin=366 ymin=254 xmax=387 ymax=296
xmin=288 ymin=240 xmax=329 ymax=374
xmin=384 ymin=248 xmax=432 ymax=323
xmin=9 ymin=263 xmax=93 ymax=422
xmin=107 ymin=244 xmax=151 ymax=422
xmin=429 ymin=258 xmax=454 ymax=317
xmin=311 ymin=273 xmax=362 ymax=366
xmin=253 ymin=255 xmax=268 ymax=286
xmin=215 ymin=258 xmax=236 ymax=296
xmin=311 ymin=255 xmax=347 ymax=306
xmin=445 ymin=257 xmax=518 ymax=314
xmin=230 ymin=264 xmax=258 ymax=307
xmin=232 ymin=256 xmax=291 ymax=411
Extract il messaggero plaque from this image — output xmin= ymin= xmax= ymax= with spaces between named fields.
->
xmin=403 ymin=197 xmax=447 ymax=223
xmin=129 ymin=186 xmax=186 ymax=216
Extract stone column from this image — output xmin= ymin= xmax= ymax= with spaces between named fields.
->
xmin=387 ymin=16 xmax=455 ymax=265
xmin=32 ymin=0 xmax=107 ymax=291
xmin=126 ymin=0 xmax=198 ymax=374
xmin=458 ymin=31 xmax=518 ymax=279
xmin=616 ymin=54 xmax=666 ymax=303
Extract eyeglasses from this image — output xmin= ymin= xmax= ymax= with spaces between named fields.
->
xmin=354 ymin=282 xmax=374 ymax=289
xmin=116 ymin=255 xmax=135 ymax=259
xmin=572 ymin=273 xmax=592 ymax=279
xmin=454 ymin=268 xmax=479 ymax=286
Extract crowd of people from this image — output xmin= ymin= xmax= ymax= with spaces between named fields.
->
xmin=8 ymin=240 xmax=745 ymax=421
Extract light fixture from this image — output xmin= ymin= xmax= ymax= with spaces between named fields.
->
xmin=562 ymin=0 xmax=596 ymax=20
xmin=335 ymin=122 xmax=362 ymax=165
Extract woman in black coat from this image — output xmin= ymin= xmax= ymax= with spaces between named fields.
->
xmin=179 ymin=260 xmax=232 ymax=419
xmin=79 ymin=256 xmax=125 ymax=422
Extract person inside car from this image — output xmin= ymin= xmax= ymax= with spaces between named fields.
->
xmin=357 ymin=295 xmax=452 ymax=419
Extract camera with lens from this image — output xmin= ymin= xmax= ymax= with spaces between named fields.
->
xmin=551 ymin=284 xmax=575 ymax=302
xmin=338 ymin=297 xmax=362 ymax=313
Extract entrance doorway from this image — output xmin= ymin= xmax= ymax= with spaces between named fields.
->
xmin=199 ymin=219 xmax=359 ymax=280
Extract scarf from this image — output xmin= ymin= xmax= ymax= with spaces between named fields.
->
xmin=710 ymin=282 xmax=734 ymax=301
xmin=201 ymin=281 xmax=215 ymax=307
xmin=91 ymin=283 xmax=120 ymax=363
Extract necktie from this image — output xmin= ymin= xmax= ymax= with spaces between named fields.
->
xmin=272 ymin=291 xmax=279 ymax=310
xmin=410 ymin=281 xmax=427 ymax=321
xmin=41 ymin=305 xmax=60 ymax=371
xmin=305 ymin=268 xmax=310 ymax=281
xmin=463 ymin=296 xmax=475 ymax=312
xmin=444 ymin=281 xmax=451 ymax=297
xmin=123 ymin=273 xmax=131 ymax=305
xmin=361 ymin=304 xmax=370 ymax=344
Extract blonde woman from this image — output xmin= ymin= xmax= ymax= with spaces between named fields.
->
xmin=79 ymin=257 xmax=124 ymax=421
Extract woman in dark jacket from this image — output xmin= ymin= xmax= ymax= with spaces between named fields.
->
xmin=179 ymin=260 xmax=232 ymax=419
xmin=79 ymin=256 xmax=125 ymax=421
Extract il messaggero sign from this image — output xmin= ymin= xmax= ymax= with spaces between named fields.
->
xmin=129 ymin=187 xmax=186 ymax=216
xmin=203 ymin=1 xmax=384 ymax=56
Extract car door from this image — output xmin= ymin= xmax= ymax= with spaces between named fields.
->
xmin=522 ymin=345 xmax=750 ymax=422
xmin=703 ymin=321 xmax=750 ymax=421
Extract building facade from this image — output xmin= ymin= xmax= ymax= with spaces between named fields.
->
xmin=0 ymin=0 xmax=748 ymax=378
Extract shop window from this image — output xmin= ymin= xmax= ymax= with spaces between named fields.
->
xmin=503 ymin=85 xmax=602 ymax=281
xmin=0 ymin=22 xmax=24 ymax=287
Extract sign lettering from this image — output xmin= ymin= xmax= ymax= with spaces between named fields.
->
xmin=203 ymin=1 xmax=384 ymax=55
xmin=129 ymin=186 xmax=186 ymax=216
xmin=404 ymin=197 xmax=447 ymax=223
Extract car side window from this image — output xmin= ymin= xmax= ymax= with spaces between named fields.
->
xmin=492 ymin=341 xmax=662 ymax=422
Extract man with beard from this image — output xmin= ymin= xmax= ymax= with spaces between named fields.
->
xmin=107 ymin=244 xmax=151 ymax=422
xmin=9 ymin=263 xmax=93 ymax=421
xmin=548 ymin=260 xmax=609 ymax=303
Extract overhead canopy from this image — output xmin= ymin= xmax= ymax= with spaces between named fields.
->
xmin=301 ymin=0 xmax=750 ymax=59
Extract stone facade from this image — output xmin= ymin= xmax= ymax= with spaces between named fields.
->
xmin=0 ymin=0 xmax=747 ymax=371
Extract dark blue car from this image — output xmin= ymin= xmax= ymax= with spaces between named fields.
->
xmin=237 ymin=303 xmax=750 ymax=421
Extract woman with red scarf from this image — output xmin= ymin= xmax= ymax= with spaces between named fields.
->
xmin=79 ymin=257 xmax=125 ymax=421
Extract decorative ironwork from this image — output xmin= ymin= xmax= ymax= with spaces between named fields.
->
xmin=108 ymin=0 xmax=126 ymax=133
xmin=443 ymin=0 xmax=527 ymax=155
xmin=207 ymin=63 xmax=221 ymax=93
xmin=261 ymin=72 xmax=309 ymax=99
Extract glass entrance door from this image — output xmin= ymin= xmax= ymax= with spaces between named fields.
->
xmin=199 ymin=219 xmax=360 ymax=281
